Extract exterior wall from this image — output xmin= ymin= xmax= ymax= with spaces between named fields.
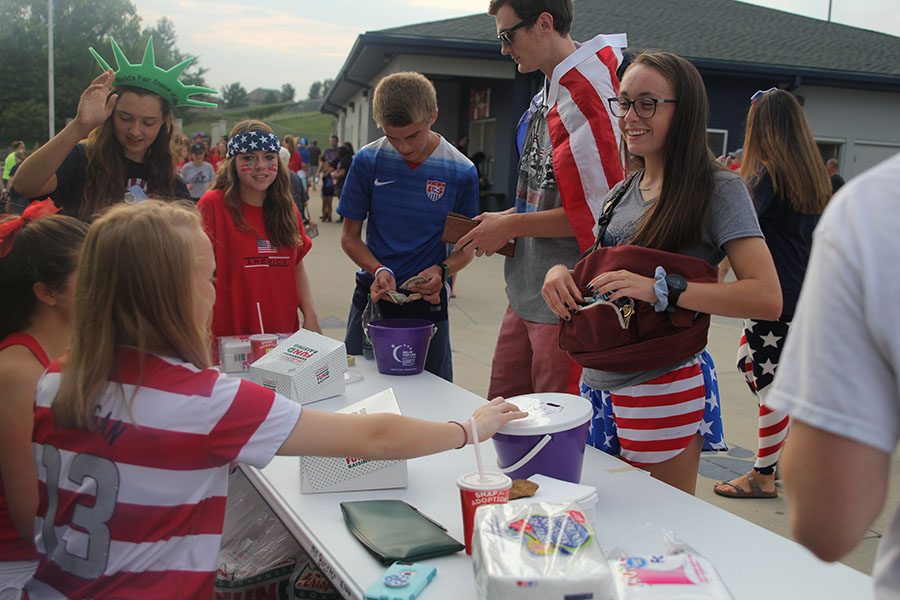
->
xmin=335 ymin=87 xmax=371 ymax=152
xmin=705 ymin=73 xmax=783 ymax=155
xmin=332 ymin=52 xmax=900 ymax=203
xmin=386 ymin=55 xmax=515 ymax=81
xmin=796 ymin=85 xmax=900 ymax=178
xmin=432 ymin=80 xmax=461 ymax=143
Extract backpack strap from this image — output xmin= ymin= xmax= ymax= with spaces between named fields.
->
xmin=582 ymin=172 xmax=640 ymax=258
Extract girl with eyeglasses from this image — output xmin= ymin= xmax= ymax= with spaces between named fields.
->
xmin=542 ymin=51 xmax=782 ymax=494
xmin=713 ymin=88 xmax=831 ymax=500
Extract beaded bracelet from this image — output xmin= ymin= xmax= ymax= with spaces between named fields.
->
xmin=448 ymin=420 xmax=468 ymax=449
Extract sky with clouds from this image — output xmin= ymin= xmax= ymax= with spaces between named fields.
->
xmin=131 ymin=0 xmax=900 ymax=100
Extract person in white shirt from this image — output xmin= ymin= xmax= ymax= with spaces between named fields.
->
xmin=766 ymin=151 xmax=900 ymax=597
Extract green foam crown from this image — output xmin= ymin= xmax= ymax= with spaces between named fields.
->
xmin=90 ymin=36 xmax=218 ymax=108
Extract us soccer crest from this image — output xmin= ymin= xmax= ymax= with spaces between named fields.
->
xmin=426 ymin=180 xmax=446 ymax=202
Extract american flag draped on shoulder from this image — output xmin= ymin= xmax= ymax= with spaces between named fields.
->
xmin=546 ymin=33 xmax=628 ymax=253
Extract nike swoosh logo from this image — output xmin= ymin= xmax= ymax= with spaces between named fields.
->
xmin=374 ymin=179 xmax=396 ymax=186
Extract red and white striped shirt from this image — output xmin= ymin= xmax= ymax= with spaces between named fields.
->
xmin=25 ymin=348 xmax=301 ymax=599
xmin=546 ymin=33 xmax=627 ymax=253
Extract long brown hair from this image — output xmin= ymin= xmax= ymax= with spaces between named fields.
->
xmin=212 ymin=120 xmax=302 ymax=249
xmin=80 ymin=86 xmax=176 ymax=220
xmin=282 ymin=134 xmax=297 ymax=155
xmin=623 ymin=52 xmax=728 ymax=252
xmin=0 ymin=214 xmax=87 ymax=340
xmin=53 ymin=201 xmax=210 ymax=430
xmin=740 ymin=90 xmax=831 ymax=214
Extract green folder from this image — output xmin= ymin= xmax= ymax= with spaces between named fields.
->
xmin=340 ymin=500 xmax=464 ymax=565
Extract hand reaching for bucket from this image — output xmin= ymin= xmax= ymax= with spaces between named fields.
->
xmin=467 ymin=397 xmax=528 ymax=443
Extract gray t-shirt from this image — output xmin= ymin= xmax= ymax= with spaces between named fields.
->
xmin=180 ymin=161 xmax=216 ymax=200
xmin=582 ymin=169 xmax=763 ymax=391
xmin=504 ymin=102 xmax=582 ymax=324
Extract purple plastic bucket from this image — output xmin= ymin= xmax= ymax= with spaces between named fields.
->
xmin=491 ymin=394 xmax=593 ymax=483
xmin=367 ymin=318 xmax=436 ymax=376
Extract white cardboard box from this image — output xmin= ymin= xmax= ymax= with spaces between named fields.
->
xmin=299 ymin=389 xmax=408 ymax=494
xmin=247 ymin=330 xmax=347 ymax=404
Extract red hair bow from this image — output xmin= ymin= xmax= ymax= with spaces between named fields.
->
xmin=0 ymin=198 xmax=61 ymax=258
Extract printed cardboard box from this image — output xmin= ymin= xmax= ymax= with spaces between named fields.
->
xmin=248 ymin=330 xmax=346 ymax=405
xmin=299 ymin=389 xmax=407 ymax=494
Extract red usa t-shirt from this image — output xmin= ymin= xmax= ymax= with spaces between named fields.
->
xmin=197 ymin=189 xmax=312 ymax=338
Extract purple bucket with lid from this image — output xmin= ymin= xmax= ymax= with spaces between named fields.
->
xmin=492 ymin=393 xmax=592 ymax=483
xmin=366 ymin=318 xmax=436 ymax=375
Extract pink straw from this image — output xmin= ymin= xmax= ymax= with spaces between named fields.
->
xmin=469 ymin=416 xmax=485 ymax=482
xmin=257 ymin=302 xmax=265 ymax=334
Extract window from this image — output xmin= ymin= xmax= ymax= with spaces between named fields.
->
xmin=707 ymin=129 xmax=728 ymax=157
xmin=816 ymin=140 xmax=843 ymax=164
xmin=468 ymin=119 xmax=496 ymax=187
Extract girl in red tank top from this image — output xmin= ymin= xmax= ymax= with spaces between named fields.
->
xmin=0 ymin=201 xmax=86 ymax=596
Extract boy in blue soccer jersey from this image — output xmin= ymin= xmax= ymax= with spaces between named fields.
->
xmin=337 ymin=72 xmax=478 ymax=382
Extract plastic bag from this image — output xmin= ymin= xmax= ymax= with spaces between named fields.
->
xmin=472 ymin=501 xmax=614 ymax=599
xmin=606 ymin=524 xmax=734 ymax=600
xmin=215 ymin=470 xmax=340 ymax=599
xmin=361 ymin=294 xmax=382 ymax=360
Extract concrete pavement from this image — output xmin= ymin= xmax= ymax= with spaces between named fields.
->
xmin=301 ymin=186 xmax=895 ymax=575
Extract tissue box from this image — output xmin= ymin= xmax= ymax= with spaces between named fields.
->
xmin=472 ymin=501 xmax=613 ymax=600
xmin=248 ymin=330 xmax=346 ymax=404
xmin=218 ymin=333 xmax=291 ymax=373
xmin=299 ymin=389 xmax=407 ymax=494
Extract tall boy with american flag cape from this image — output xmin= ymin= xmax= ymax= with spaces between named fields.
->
xmin=458 ymin=0 xmax=626 ymax=399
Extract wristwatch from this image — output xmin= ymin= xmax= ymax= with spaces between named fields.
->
xmin=665 ymin=274 xmax=688 ymax=311
xmin=439 ymin=262 xmax=450 ymax=284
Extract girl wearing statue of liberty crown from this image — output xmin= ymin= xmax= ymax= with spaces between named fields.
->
xmin=14 ymin=38 xmax=213 ymax=221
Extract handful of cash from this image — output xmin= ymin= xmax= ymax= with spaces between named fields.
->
xmin=385 ymin=275 xmax=430 ymax=304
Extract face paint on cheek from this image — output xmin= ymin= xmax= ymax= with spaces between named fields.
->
xmin=239 ymin=163 xmax=254 ymax=172
xmin=267 ymin=162 xmax=277 ymax=173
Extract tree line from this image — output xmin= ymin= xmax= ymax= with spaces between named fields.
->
xmin=0 ymin=0 xmax=312 ymax=143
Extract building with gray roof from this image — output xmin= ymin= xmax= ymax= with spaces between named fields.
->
xmin=324 ymin=0 xmax=900 ymax=207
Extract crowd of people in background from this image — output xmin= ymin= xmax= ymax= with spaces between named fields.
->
xmin=3 ymin=0 xmax=900 ymax=597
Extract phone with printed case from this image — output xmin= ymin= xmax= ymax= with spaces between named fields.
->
xmin=364 ymin=562 xmax=436 ymax=600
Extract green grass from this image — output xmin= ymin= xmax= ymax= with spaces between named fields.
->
xmin=181 ymin=108 xmax=333 ymax=143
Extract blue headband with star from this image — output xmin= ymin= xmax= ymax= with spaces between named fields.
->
xmin=226 ymin=131 xmax=281 ymax=158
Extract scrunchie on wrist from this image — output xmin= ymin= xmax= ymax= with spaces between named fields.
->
xmin=652 ymin=265 xmax=669 ymax=312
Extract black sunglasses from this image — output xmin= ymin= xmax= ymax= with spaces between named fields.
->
xmin=497 ymin=14 xmax=539 ymax=46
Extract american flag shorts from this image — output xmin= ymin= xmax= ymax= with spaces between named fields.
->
xmin=583 ymin=350 xmax=726 ymax=467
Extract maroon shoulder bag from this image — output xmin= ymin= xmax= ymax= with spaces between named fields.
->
xmin=558 ymin=176 xmax=718 ymax=372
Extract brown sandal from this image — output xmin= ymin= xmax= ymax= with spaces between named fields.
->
xmin=713 ymin=471 xmax=777 ymax=499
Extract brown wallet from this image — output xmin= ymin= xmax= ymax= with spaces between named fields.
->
xmin=441 ymin=212 xmax=516 ymax=257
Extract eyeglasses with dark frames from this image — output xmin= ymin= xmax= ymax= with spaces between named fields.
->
xmin=750 ymin=87 xmax=778 ymax=104
xmin=497 ymin=14 xmax=539 ymax=47
xmin=607 ymin=96 xmax=678 ymax=119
